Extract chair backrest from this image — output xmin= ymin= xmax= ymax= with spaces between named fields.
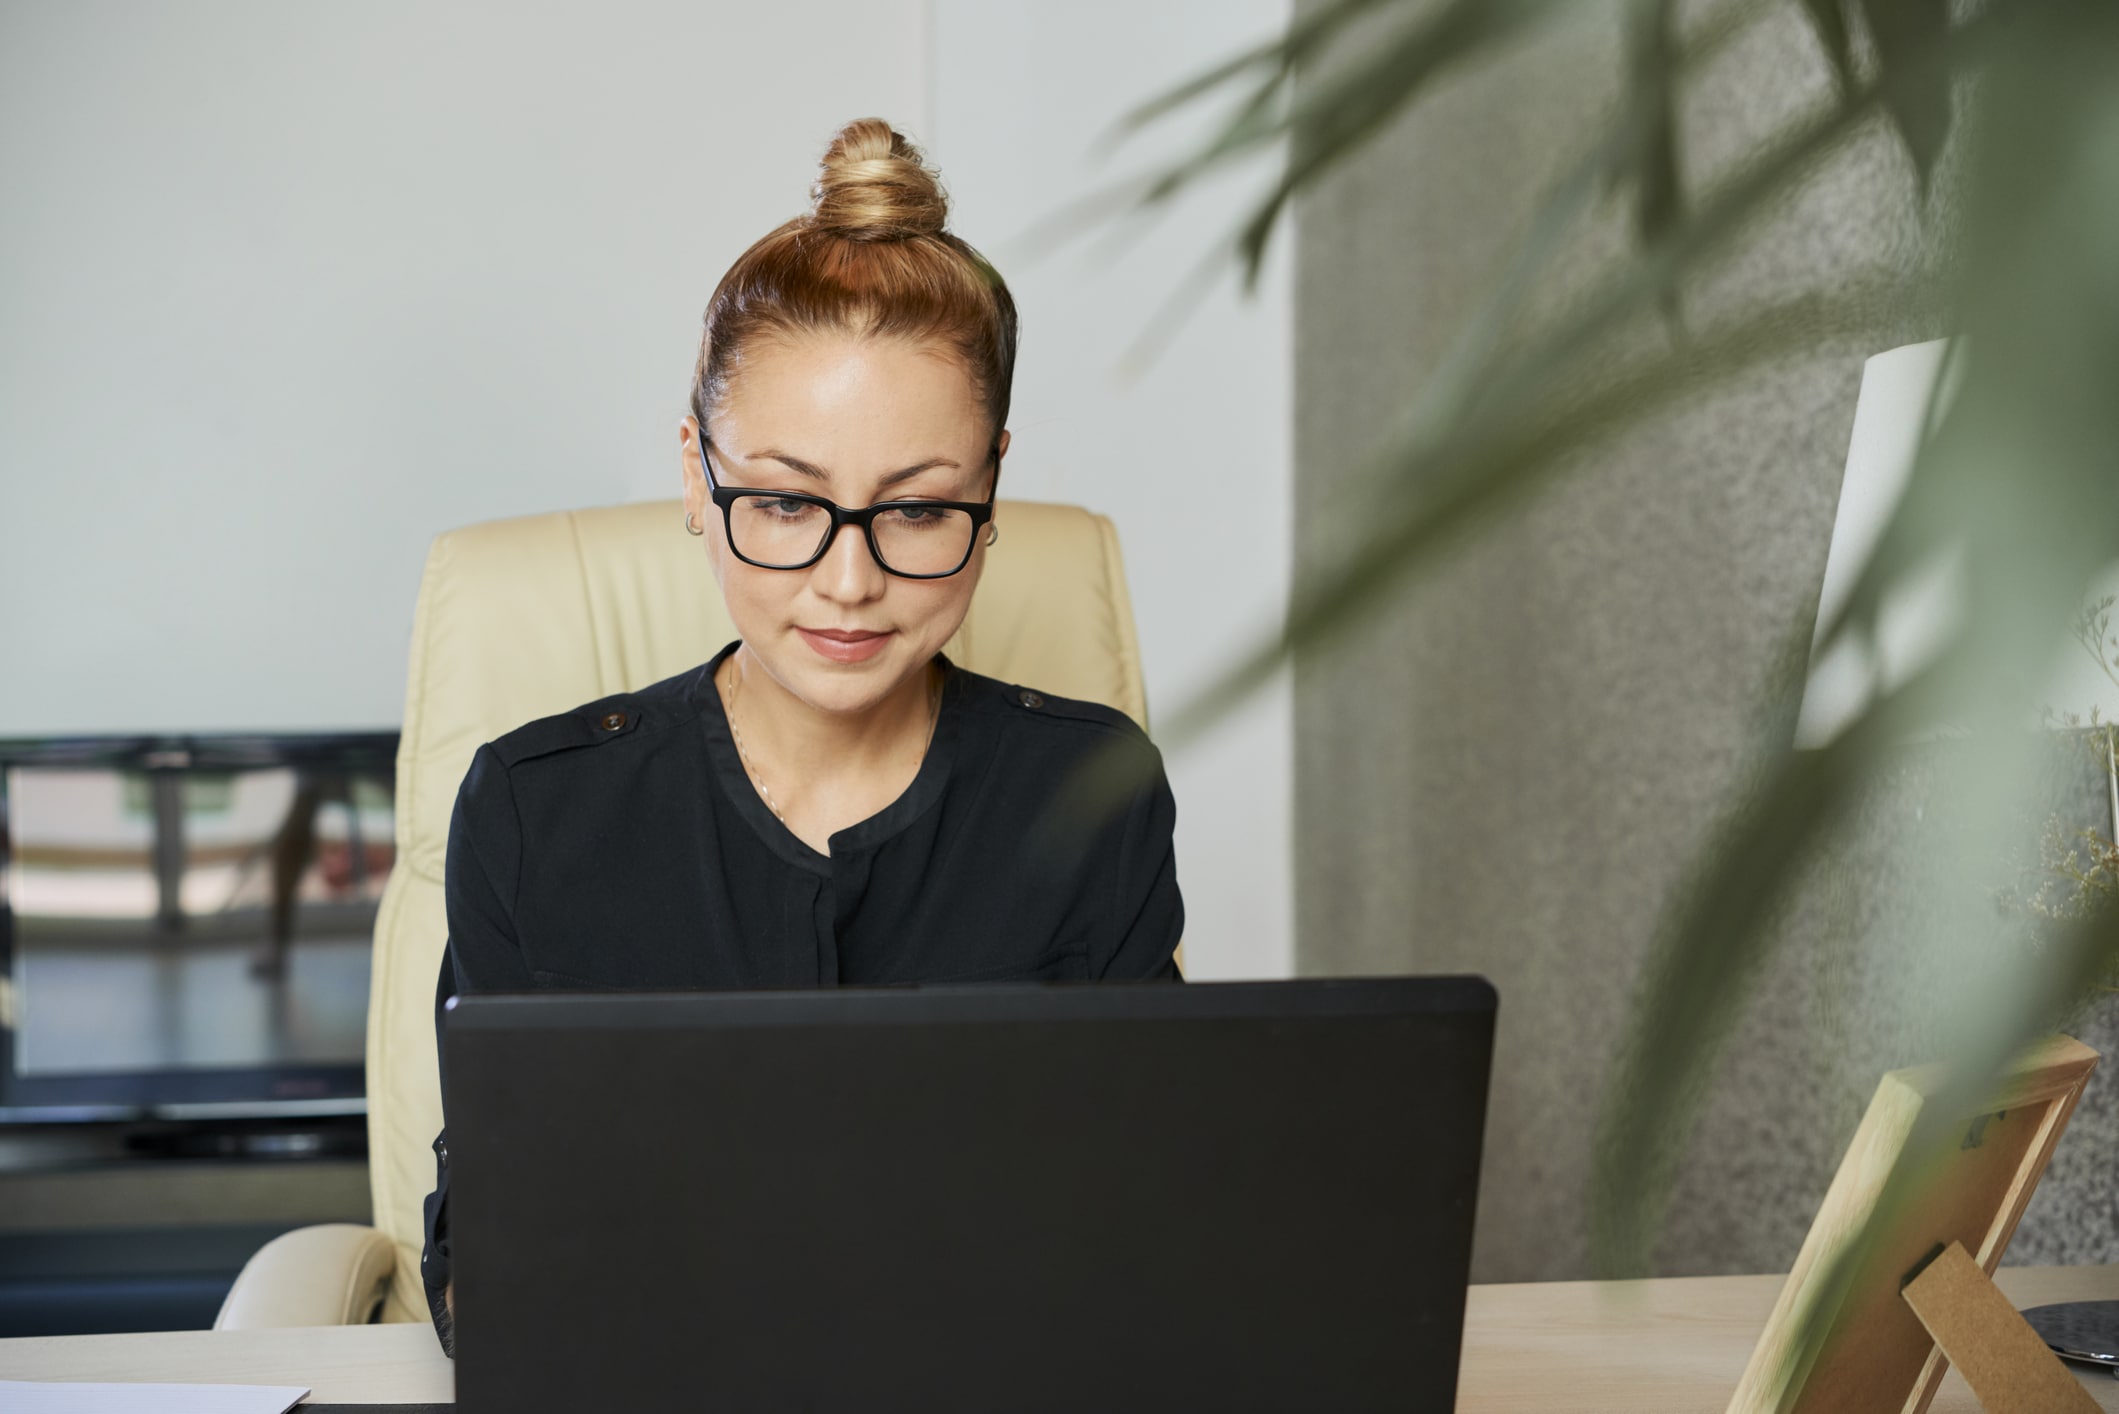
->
xmin=366 ymin=497 xmax=1147 ymax=1319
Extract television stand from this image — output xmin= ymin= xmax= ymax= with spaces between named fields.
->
xmin=0 ymin=1111 xmax=370 ymax=1337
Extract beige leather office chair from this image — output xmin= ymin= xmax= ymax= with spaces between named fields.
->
xmin=213 ymin=497 xmax=1147 ymax=1328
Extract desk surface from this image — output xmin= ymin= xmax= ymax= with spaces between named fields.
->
xmin=0 ymin=1264 xmax=2113 ymax=1409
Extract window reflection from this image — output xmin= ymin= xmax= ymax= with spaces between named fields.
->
xmin=4 ymin=760 xmax=393 ymax=1078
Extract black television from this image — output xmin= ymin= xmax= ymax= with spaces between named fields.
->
xmin=0 ymin=733 xmax=397 ymax=1120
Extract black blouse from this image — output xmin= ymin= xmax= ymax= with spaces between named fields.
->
xmin=419 ymin=643 xmax=1184 ymax=1345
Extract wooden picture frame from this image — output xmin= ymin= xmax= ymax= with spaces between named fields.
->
xmin=1728 ymin=1034 xmax=2101 ymax=1414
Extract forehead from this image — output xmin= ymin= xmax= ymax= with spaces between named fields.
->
xmin=717 ymin=332 xmax=985 ymax=465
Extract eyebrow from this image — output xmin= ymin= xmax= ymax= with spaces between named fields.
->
xmin=751 ymin=449 xmax=962 ymax=490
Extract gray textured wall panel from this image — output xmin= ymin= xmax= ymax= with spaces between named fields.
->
xmin=1291 ymin=0 xmax=2118 ymax=1281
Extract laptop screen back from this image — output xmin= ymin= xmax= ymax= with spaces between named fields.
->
xmin=446 ymin=977 xmax=1494 ymax=1414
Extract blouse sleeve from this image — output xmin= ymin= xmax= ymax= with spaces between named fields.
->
xmin=421 ymin=744 xmax=536 ymax=1353
xmin=1098 ymin=738 xmax=1186 ymax=981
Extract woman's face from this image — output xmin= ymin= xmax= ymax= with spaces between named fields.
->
xmin=680 ymin=331 xmax=1005 ymax=719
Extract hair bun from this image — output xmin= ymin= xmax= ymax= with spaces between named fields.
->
xmin=810 ymin=118 xmax=948 ymax=242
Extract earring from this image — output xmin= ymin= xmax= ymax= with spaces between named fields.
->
xmin=684 ymin=511 xmax=704 ymax=537
xmin=985 ymin=524 xmax=999 ymax=547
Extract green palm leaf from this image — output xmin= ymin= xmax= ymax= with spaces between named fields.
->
xmin=1102 ymin=4 xmax=2119 ymax=1370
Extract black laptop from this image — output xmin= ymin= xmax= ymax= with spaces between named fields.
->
xmin=444 ymin=976 xmax=1495 ymax=1413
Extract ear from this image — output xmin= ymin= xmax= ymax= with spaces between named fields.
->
xmin=680 ymin=416 xmax=709 ymax=522
xmin=989 ymin=428 xmax=1010 ymax=497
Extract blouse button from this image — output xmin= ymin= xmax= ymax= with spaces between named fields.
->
xmin=1017 ymin=690 xmax=1044 ymax=709
xmin=599 ymin=711 xmax=627 ymax=732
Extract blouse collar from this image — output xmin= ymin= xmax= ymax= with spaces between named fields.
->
xmin=692 ymin=640 xmax=964 ymax=874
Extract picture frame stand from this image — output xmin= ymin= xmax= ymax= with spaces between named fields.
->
xmin=1899 ymin=1239 xmax=2101 ymax=1414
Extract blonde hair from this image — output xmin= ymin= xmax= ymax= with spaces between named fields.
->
xmin=690 ymin=119 xmax=1018 ymax=461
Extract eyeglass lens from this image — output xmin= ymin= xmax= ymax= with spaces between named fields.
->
xmin=727 ymin=495 xmax=976 ymax=575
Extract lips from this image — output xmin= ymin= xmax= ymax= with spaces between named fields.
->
xmin=797 ymin=627 xmax=895 ymax=664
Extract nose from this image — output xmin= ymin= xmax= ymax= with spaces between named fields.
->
xmin=807 ymin=517 xmax=888 ymax=606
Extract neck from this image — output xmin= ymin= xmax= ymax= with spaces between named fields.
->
xmin=721 ymin=644 xmax=937 ymax=782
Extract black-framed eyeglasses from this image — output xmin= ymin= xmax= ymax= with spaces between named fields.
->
xmin=702 ymin=440 xmax=995 ymax=580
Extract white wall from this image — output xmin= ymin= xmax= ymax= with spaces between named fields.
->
xmin=0 ymin=0 xmax=1294 ymax=981
xmin=0 ymin=0 xmax=927 ymax=733
xmin=931 ymin=1 xmax=1295 ymax=980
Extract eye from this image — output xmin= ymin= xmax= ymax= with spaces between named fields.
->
xmin=881 ymin=503 xmax=951 ymax=529
xmin=752 ymin=496 xmax=816 ymax=520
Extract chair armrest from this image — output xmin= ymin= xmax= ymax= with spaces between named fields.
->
xmin=214 ymin=1222 xmax=399 ymax=1329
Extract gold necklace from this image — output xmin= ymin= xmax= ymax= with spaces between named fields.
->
xmin=720 ymin=653 xmax=942 ymax=825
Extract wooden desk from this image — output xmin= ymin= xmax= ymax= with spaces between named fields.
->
xmin=1459 ymin=1264 xmax=2117 ymax=1412
xmin=0 ymin=1321 xmax=450 ymax=1403
xmin=1 ymin=1264 xmax=2112 ymax=1408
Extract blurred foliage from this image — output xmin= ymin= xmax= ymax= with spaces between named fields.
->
xmin=1996 ymin=802 xmax=2119 ymax=937
xmin=2060 ymin=595 xmax=2119 ymax=729
xmin=2002 ymin=600 xmax=2119 ymax=968
xmin=1118 ymin=0 xmax=2119 ymax=1391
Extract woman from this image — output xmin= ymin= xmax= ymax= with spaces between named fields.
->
xmin=419 ymin=119 xmax=1184 ymax=1351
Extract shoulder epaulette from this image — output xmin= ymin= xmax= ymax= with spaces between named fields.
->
xmin=489 ymin=693 xmax=643 ymax=767
xmin=998 ymin=681 xmax=1147 ymax=740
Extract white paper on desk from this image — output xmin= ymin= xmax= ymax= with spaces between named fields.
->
xmin=0 ymin=1380 xmax=309 ymax=1413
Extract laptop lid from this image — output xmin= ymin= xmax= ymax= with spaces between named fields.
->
xmin=445 ymin=976 xmax=1495 ymax=1413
